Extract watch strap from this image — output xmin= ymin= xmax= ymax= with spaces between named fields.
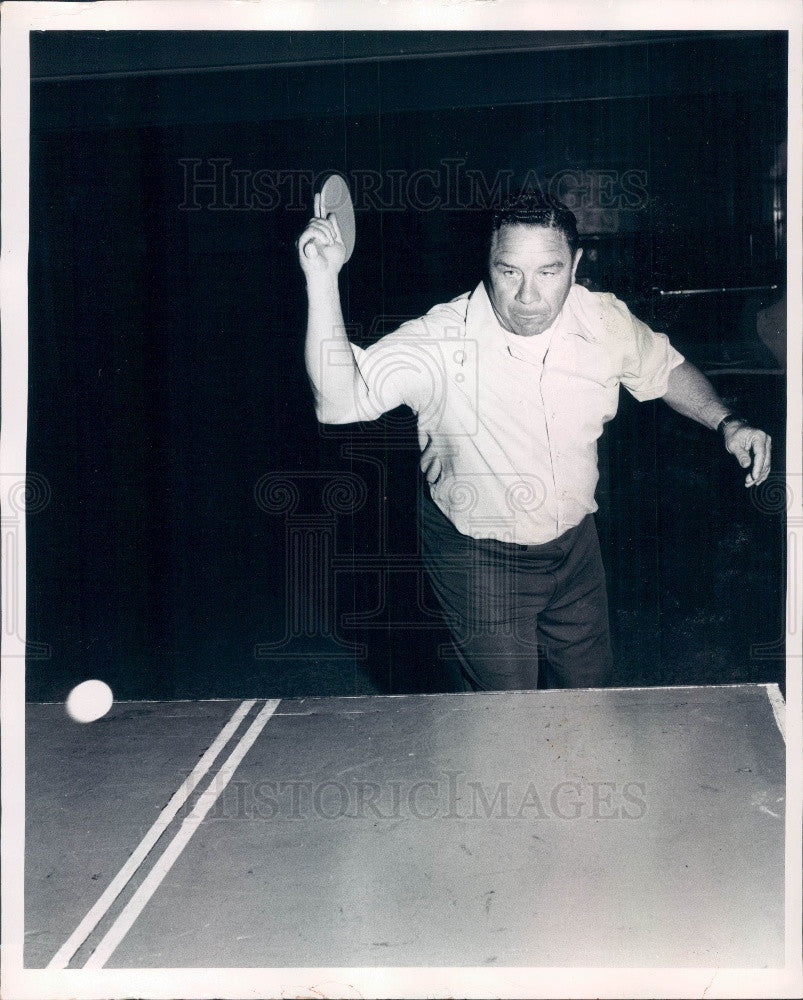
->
xmin=717 ymin=414 xmax=746 ymax=435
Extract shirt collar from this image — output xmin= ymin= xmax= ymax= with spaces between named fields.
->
xmin=465 ymin=280 xmax=593 ymax=357
xmin=465 ymin=280 xmax=503 ymax=351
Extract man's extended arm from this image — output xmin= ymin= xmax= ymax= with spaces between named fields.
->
xmin=298 ymin=194 xmax=365 ymax=424
xmin=661 ymin=360 xmax=771 ymax=487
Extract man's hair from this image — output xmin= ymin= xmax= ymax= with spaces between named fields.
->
xmin=488 ymin=189 xmax=580 ymax=259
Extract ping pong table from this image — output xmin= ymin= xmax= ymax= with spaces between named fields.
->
xmin=24 ymin=683 xmax=785 ymax=969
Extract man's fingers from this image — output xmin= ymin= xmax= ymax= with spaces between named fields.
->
xmin=426 ymin=456 xmax=442 ymax=485
xmin=314 ymin=192 xmax=322 ymax=219
xmin=761 ymin=436 xmax=772 ymax=483
xmin=420 ymin=441 xmax=442 ymax=485
xmin=738 ymin=431 xmax=772 ymax=487
xmin=747 ymin=434 xmax=772 ymax=487
xmin=306 ymin=217 xmax=335 ymax=240
xmin=328 ymin=212 xmax=344 ymax=246
xmin=298 ymin=217 xmax=338 ymax=259
xmin=754 ymin=435 xmax=770 ymax=484
xmin=299 ymin=233 xmax=323 ymax=261
xmin=298 ymin=229 xmax=320 ymax=258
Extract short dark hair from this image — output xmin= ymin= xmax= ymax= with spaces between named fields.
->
xmin=488 ymin=189 xmax=580 ymax=259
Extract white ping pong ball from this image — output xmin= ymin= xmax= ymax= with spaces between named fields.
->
xmin=65 ymin=680 xmax=114 ymax=723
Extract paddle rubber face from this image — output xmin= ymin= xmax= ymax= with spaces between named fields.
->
xmin=319 ymin=173 xmax=356 ymax=262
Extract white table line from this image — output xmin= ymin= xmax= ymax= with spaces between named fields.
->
xmin=84 ymin=698 xmax=280 ymax=968
xmin=46 ymin=698 xmax=257 ymax=969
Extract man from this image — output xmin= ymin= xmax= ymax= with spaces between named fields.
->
xmin=298 ymin=189 xmax=772 ymax=691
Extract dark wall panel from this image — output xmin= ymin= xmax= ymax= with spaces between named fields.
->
xmin=27 ymin=32 xmax=787 ymax=699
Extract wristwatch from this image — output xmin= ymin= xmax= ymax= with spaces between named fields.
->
xmin=716 ymin=414 xmax=746 ymax=436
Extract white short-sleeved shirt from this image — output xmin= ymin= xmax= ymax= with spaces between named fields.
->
xmin=344 ymin=281 xmax=684 ymax=544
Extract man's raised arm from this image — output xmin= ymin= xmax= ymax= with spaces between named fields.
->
xmin=297 ymin=193 xmax=365 ymax=424
xmin=661 ymin=359 xmax=772 ymax=487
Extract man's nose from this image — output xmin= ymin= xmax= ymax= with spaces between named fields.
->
xmin=516 ymin=278 xmax=541 ymax=304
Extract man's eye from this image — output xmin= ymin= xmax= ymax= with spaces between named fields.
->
xmin=540 ymin=271 xmax=556 ymax=277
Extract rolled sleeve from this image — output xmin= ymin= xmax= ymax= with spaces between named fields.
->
xmin=349 ymin=298 xmax=470 ymax=421
xmin=348 ymin=321 xmax=433 ymax=421
xmin=618 ymin=308 xmax=685 ymax=402
xmin=348 ymin=340 xmax=409 ymax=420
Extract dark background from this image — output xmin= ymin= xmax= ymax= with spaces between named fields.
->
xmin=27 ymin=31 xmax=787 ymax=701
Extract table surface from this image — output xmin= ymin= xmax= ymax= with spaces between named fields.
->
xmin=25 ymin=683 xmax=786 ymax=969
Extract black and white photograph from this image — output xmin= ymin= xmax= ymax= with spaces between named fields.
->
xmin=1 ymin=2 xmax=801 ymax=998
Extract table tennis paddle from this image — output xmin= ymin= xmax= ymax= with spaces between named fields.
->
xmin=316 ymin=172 xmax=356 ymax=263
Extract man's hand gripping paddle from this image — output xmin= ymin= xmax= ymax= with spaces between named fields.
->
xmin=300 ymin=172 xmax=356 ymax=265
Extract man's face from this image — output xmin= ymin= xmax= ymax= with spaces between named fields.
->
xmin=486 ymin=223 xmax=582 ymax=337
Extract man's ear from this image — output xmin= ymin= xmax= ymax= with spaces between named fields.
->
xmin=572 ymin=247 xmax=583 ymax=282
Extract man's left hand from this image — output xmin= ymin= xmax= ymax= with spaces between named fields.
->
xmin=723 ymin=422 xmax=772 ymax=487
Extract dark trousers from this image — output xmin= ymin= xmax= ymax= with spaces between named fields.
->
xmin=419 ymin=484 xmax=613 ymax=691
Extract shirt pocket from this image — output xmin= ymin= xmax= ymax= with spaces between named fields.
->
xmin=544 ymin=337 xmax=622 ymax=439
